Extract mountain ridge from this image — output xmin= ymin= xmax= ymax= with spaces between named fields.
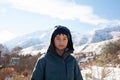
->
xmin=1 ymin=25 xmax=120 ymax=55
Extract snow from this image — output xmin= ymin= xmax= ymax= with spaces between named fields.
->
xmin=81 ymin=66 xmax=120 ymax=80
xmin=2 ymin=24 xmax=120 ymax=56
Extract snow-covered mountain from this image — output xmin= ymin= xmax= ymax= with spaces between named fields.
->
xmin=2 ymin=25 xmax=120 ymax=55
xmin=3 ymin=29 xmax=52 ymax=50
xmin=2 ymin=28 xmax=82 ymax=54
xmin=91 ymin=26 xmax=120 ymax=43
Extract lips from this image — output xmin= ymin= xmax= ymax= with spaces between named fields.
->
xmin=58 ymin=45 xmax=64 ymax=47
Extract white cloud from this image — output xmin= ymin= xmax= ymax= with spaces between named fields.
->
xmin=0 ymin=30 xmax=16 ymax=43
xmin=1 ymin=0 xmax=108 ymax=25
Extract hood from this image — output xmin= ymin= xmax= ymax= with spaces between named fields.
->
xmin=47 ymin=25 xmax=74 ymax=54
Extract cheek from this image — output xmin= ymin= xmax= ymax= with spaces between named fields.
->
xmin=54 ymin=41 xmax=57 ymax=46
xmin=65 ymin=41 xmax=68 ymax=46
xmin=54 ymin=41 xmax=59 ymax=47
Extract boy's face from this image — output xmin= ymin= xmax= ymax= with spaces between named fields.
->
xmin=54 ymin=34 xmax=68 ymax=51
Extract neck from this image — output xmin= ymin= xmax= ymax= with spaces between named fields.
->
xmin=55 ymin=49 xmax=64 ymax=56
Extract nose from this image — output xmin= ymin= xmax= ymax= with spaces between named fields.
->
xmin=59 ymin=40 xmax=63 ymax=43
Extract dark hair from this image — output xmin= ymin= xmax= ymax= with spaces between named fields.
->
xmin=47 ymin=25 xmax=74 ymax=53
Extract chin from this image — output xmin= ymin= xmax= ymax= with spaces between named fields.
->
xmin=57 ymin=48 xmax=65 ymax=51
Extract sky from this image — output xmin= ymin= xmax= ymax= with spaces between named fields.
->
xmin=0 ymin=0 xmax=120 ymax=43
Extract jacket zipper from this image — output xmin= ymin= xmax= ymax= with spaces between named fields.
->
xmin=63 ymin=59 xmax=68 ymax=80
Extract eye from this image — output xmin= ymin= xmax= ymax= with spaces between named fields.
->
xmin=55 ymin=37 xmax=60 ymax=40
xmin=63 ymin=38 xmax=67 ymax=40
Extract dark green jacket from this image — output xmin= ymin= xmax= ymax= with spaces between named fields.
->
xmin=31 ymin=51 xmax=83 ymax=80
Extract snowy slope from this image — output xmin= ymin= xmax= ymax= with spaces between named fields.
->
xmin=91 ymin=26 xmax=120 ymax=43
xmin=2 ymin=25 xmax=120 ymax=55
xmin=3 ymin=29 xmax=52 ymax=50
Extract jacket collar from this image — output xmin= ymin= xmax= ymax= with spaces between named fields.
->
xmin=47 ymin=48 xmax=73 ymax=59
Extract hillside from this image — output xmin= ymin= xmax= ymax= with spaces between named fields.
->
xmin=1 ymin=25 xmax=120 ymax=55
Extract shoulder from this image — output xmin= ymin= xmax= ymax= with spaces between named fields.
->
xmin=67 ymin=53 xmax=77 ymax=62
xmin=70 ymin=53 xmax=76 ymax=59
xmin=69 ymin=54 xmax=80 ymax=67
xmin=37 ymin=54 xmax=47 ymax=64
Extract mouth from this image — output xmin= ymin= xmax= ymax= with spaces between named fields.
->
xmin=58 ymin=45 xmax=65 ymax=47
